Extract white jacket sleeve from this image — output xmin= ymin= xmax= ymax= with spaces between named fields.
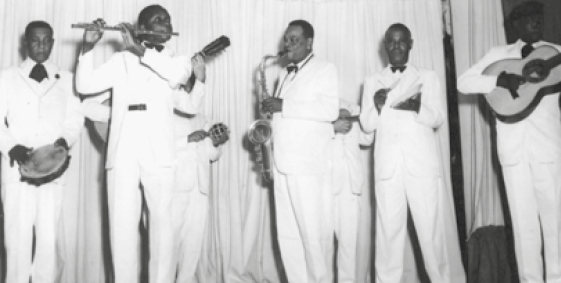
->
xmin=174 ymin=80 xmax=205 ymax=114
xmin=76 ymin=51 xmax=124 ymax=95
xmin=61 ymin=85 xmax=85 ymax=147
xmin=359 ymin=77 xmax=380 ymax=133
xmin=414 ymin=71 xmax=444 ymax=129
xmin=457 ymin=47 xmax=502 ymax=95
xmin=0 ymin=71 xmax=16 ymax=154
xmin=82 ymin=92 xmax=111 ymax=123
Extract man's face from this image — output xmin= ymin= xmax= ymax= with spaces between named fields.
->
xmin=283 ymin=25 xmax=312 ymax=64
xmin=515 ymin=14 xmax=544 ymax=43
xmin=140 ymin=9 xmax=173 ymax=44
xmin=25 ymin=27 xmax=54 ymax=64
xmin=384 ymin=27 xmax=413 ymax=67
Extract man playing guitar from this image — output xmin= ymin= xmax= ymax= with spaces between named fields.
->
xmin=458 ymin=2 xmax=561 ymax=282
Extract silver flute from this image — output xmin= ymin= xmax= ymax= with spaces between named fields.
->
xmin=71 ymin=23 xmax=179 ymax=36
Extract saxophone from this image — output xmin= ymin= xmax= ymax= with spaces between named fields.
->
xmin=248 ymin=51 xmax=286 ymax=183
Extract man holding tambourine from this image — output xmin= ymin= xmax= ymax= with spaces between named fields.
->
xmin=0 ymin=21 xmax=84 ymax=283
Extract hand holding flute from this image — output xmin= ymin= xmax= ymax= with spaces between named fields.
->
xmin=80 ymin=19 xmax=158 ymax=57
xmin=82 ymin=19 xmax=105 ymax=54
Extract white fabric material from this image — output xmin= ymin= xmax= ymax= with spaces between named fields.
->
xmin=272 ymin=56 xmax=339 ymax=174
xmin=0 ymin=1 xmax=461 ymax=282
xmin=332 ymin=100 xmax=374 ymax=283
xmin=76 ymin=44 xmax=201 ymax=282
xmin=75 ymin=49 xmax=203 ymax=169
xmin=449 ymin=0 xmax=506 ymax=234
xmin=274 ymin=172 xmax=334 ymax=283
xmin=360 ymin=65 xmax=452 ymax=283
xmin=173 ymin=114 xmax=223 ymax=283
xmin=2 ymin=182 xmax=64 ymax=283
xmin=271 ymin=55 xmax=338 ymax=282
xmin=458 ymin=40 xmax=561 ymax=283
xmin=0 ymin=58 xmax=82 ymax=283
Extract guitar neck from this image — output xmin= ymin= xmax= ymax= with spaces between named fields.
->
xmin=546 ymin=53 xmax=561 ymax=69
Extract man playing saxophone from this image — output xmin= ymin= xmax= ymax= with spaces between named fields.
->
xmin=262 ymin=19 xmax=339 ymax=283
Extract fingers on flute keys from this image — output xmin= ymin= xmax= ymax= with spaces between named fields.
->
xmin=83 ymin=19 xmax=105 ymax=45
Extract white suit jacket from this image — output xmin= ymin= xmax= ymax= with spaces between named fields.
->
xmin=174 ymin=113 xmax=222 ymax=194
xmin=76 ymin=47 xmax=204 ymax=169
xmin=332 ymin=100 xmax=374 ymax=195
xmin=360 ymin=65 xmax=444 ymax=180
xmin=458 ymin=40 xmax=561 ymax=165
xmin=271 ymin=56 xmax=339 ymax=175
xmin=0 ymin=58 xmax=84 ymax=184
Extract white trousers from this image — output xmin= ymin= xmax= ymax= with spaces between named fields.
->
xmin=172 ymin=181 xmax=208 ymax=282
xmin=374 ymin=165 xmax=449 ymax=283
xmin=2 ymin=180 xmax=63 ymax=283
xmin=274 ymin=171 xmax=334 ymax=283
xmin=502 ymin=160 xmax=561 ymax=283
xmin=107 ymin=112 xmax=174 ymax=283
xmin=333 ymin=172 xmax=360 ymax=283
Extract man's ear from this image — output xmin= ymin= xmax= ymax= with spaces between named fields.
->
xmin=306 ymin=38 xmax=313 ymax=50
xmin=410 ymin=39 xmax=414 ymax=50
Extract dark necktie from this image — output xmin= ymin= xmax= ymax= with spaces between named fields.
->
xmin=287 ymin=65 xmax=298 ymax=74
xmin=521 ymin=43 xmax=534 ymax=58
xmin=391 ymin=66 xmax=406 ymax=73
xmin=144 ymin=42 xmax=164 ymax=52
xmin=29 ymin=63 xmax=48 ymax=82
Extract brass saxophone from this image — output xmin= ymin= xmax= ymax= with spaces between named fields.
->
xmin=248 ymin=51 xmax=286 ymax=183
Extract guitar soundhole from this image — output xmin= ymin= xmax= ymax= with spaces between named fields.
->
xmin=523 ymin=59 xmax=549 ymax=83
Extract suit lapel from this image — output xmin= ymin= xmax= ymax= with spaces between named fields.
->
xmin=18 ymin=63 xmax=61 ymax=97
xmin=385 ymin=66 xmax=420 ymax=105
xmin=41 ymin=65 xmax=61 ymax=97
xmin=278 ymin=56 xmax=317 ymax=98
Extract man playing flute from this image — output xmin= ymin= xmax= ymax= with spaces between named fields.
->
xmin=75 ymin=4 xmax=206 ymax=283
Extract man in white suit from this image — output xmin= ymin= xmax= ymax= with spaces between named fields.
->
xmin=360 ymin=23 xmax=449 ymax=283
xmin=332 ymin=99 xmax=373 ymax=283
xmin=262 ymin=19 xmax=339 ymax=283
xmin=458 ymin=2 xmax=561 ymax=282
xmin=75 ymin=5 xmax=205 ymax=283
xmin=172 ymin=110 xmax=228 ymax=283
xmin=0 ymin=21 xmax=83 ymax=283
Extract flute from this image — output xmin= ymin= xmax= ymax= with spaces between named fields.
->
xmin=71 ymin=23 xmax=179 ymax=36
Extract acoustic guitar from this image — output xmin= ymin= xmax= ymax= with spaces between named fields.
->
xmin=482 ymin=45 xmax=561 ymax=123
xmin=89 ymin=35 xmax=231 ymax=145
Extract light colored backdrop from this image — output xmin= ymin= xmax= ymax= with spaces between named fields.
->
xmin=0 ymin=0 xmax=463 ymax=282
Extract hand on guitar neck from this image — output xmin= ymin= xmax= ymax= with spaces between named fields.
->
xmin=185 ymin=35 xmax=230 ymax=89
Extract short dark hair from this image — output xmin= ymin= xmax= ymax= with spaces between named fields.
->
xmin=509 ymin=1 xmax=544 ymax=23
xmin=289 ymin=20 xmax=314 ymax=39
xmin=138 ymin=4 xmax=167 ymax=27
xmin=385 ymin=23 xmax=411 ymax=39
xmin=25 ymin=21 xmax=53 ymax=39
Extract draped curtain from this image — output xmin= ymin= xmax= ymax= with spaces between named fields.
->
xmin=0 ymin=0 xmax=463 ymax=282
xmin=449 ymin=0 xmax=506 ymax=236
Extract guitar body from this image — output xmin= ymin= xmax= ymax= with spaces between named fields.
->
xmin=483 ymin=45 xmax=561 ymax=123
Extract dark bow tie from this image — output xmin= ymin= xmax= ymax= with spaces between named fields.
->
xmin=144 ymin=42 xmax=164 ymax=52
xmin=29 ymin=63 xmax=48 ymax=82
xmin=521 ymin=43 xmax=534 ymax=59
xmin=391 ymin=66 xmax=406 ymax=73
xmin=287 ymin=65 xmax=298 ymax=74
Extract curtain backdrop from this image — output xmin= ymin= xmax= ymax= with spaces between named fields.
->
xmin=449 ymin=0 xmax=506 ymax=236
xmin=0 ymin=0 xmax=463 ymax=282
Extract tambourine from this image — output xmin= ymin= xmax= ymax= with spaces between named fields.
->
xmin=19 ymin=144 xmax=71 ymax=186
